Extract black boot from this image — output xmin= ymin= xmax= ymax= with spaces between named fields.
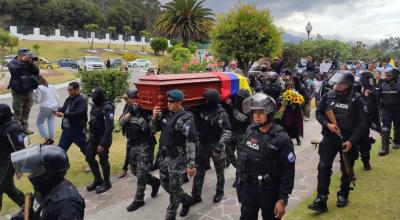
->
xmin=308 ymin=195 xmax=328 ymax=213
xmin=127 ymin=200 xmax=145 ymax=212
xmin=192 ymin=195 xmax=202 ymax=205
xmin=96 ymin=164 xmax=112 ymax=194
xmin=179 ymin=196 xmax=194 ymax=217
xmin=150 ymin=178 xmax=161 ymax=198
xmin=336 ymin=193 xmax=348 ymax=207
xmin=96 ymin=182 xmax=112 ymax=194
xmin=379 ymin=130 xmax=390 ymax=156
xmin=362 ymin=159 xmax=371 ymax=171
xmin=87 ymin=178 xmax=103 ymax=192
xmin=213 ymin=190 xmax=224 ymax=203
xmin=393 ymin=127 xmax=400 ymax=149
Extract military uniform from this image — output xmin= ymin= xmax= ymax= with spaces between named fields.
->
xmin=0 ymin=104 xmax=25 ymax=211
xmin=192 ymin=103 xmax=231 ymax=203
xmin=151 ymin=106 xmax=197 ymax=220
xmin=124 ymin=104 xmax=160 ymax=212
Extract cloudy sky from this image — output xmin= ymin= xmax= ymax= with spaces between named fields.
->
xmin=159 ymin=0 xmax=400 ymax=41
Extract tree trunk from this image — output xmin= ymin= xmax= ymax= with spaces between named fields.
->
xmin=182 ymin=35 xmax=189 ymax=48
xmin=108 ymin=39 xmax=111 ymax=49
xmin=91 ymin=38 xmax=94 ymax=50
xmin=0 ymin=46 xmax=4 ymax=72
xmin=124 ymin=34 xmax=127 ymax=50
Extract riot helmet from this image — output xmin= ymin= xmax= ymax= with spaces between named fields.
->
xmin=329 ymin=70 xmax=354 ymax=90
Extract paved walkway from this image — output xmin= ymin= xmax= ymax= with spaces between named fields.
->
xmin=82 ymin=114 xmax=339 ymax=220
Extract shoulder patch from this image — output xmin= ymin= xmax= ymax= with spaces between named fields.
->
xmin=109 ymin=113 xmax=114 ymax=120
xmin=288 ymin=152 xmax=296 ymax=163
xmin=18 ymin=134 xmax=24 ymax=144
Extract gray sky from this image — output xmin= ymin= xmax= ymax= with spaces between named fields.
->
xmin=159 ymin=0 xmax=400 ymax=41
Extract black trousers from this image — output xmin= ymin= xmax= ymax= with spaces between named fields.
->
xmin=0 ymin=163 xmax=24 ymax=210
xmin=85 ymin=140 xmax=111 ymax=183
xmin=381 ymin=106 xmax=400 ymax=144
xmin=239 ymin=182 xmax=280 ymax=220
xmin=358 ymin=129 xmax=371 ymax=162
xmin=122 ymin=142 xmax=132 ymax=171
xmin=317 ymin=133 xmax=358 ymax=198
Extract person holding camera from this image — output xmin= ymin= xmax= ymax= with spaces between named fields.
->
xmin=8 ymin=48 xmax=40 ymax=135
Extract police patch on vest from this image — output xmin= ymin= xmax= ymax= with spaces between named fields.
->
xmin=109 ymin=113 xmax=114 ymax=120
xmin=288 ymin=152 xmax=296 ymax=163
xmin=18 ymin=134 xmax=24 ymax=143
xmin=183 ymin=124 xmax=191 ymax=136
xmin=246 ymin=138 xmax=259 ymax=150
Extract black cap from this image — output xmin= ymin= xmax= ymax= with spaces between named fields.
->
xmin=17 ymin=48 xmax=32 ymax=56
xmin=127 ymin=88 xmax=138 ymax=98
xmin=167 ymin=89 xmax=184 ymax=101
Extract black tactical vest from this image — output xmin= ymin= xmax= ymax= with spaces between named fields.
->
xmin=89 ymin=101 xmax=114 ymax=137
xmin=325 ymin=91 xmax=356 ymax=132
xmin=198 ymin=106 xmax=225 ymax=144
xmin=380 ymin=80 xmax=400 ymax=106
xmin=240 ymin=125 xmax=283 ymax=182
xmin=159 ymin=110 xmax=188 ymax=148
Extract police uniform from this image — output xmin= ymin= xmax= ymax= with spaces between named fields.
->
xmin=125 ymin=103 xmax=160 ymax=212
xmin=86 ymin=87 xmax=115 ymax=194
xmin=151 ymin=89 xmax=197 ymax=220
xmin=237 ymin=93 xmax=295 ymax=220
xmin=0 ymin=104 xmax=25 ymax=211
xmin=192 ymin=90 xmax=231 ymax=203
xmin=377 ymin=69 xmax=400 ymax=155
xmin=10 ymin=145 xmax=85 ymax=220
xmin=309 ymin=71 xmax=368 ymax=212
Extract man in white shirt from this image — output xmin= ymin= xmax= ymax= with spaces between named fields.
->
xmin=320 ymin=58 xmax=332 ymax=74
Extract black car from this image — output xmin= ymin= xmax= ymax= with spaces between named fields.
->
xmin=57 ymin=58 xmax=79 ymax=69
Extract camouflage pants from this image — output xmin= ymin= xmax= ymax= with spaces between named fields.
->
xmin=160 ymin=155 xmax=192 ymax=220
xmin=192 ymin=145 xmax=225 ymax=198
xmin=129 ymin=142 xmax=158 ymax=202
xmin=11 ymin=90 xmax=33 ymax=129
xmin=226 ymin=132 xmax=245 ymax=169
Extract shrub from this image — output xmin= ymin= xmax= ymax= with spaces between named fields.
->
xmin=121 ymin=52 xmax=139 ymax=61
xmin=158 ymin=57 xmax=184 ymax=74
xmin=188 ymin=62 xmax=209 ymax=73
xmin=77 ymin=68 xmax=130 ymax=104
xmin=171 ymin=47 xmax=191 ymax=63
xmin=150 ymin=37 xmax=169 ymax=55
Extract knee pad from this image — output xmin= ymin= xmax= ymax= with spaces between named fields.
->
xmin=317 ymin=161 xmax=331 ymax=175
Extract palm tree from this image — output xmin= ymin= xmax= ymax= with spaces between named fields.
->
xmin=154 ymin=0 xmax=214 ymax=48
xmin=83 ymin=23 xmax=99 ymax=50
xmin=107 ymin=26 xmax=116 ymax=49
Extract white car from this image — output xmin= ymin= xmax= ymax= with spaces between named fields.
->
xmin=127 ymin=59 xmax=151 ymax=68
xmin=78 ymin=56 xmax=105 ymax=70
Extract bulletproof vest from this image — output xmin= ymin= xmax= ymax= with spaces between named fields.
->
xmin=264 ymin=84 xmax=282 ymax=101
xmin=125 ymin=110 xmax=152 ymax=144
xmin=240 ymin=125 xmax=283 ymax=181
xmin=0 ymin=120 xmax=22 ymax=164
xmin=159 ymin=110 xmax=188 ymax=148
xmin=326 ymin=91 xmax=356 ymax=132
xmin=32 ymin=180 xmax=85 ymax=220
xmin=380 ymin=80 xmax=400 ymax=106
xmin=198 ymin=106 xmax=225 ymax=144
xmin=89 ymin=101 xmax=114 ymax=137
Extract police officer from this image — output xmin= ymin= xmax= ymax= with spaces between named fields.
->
xmin=263 ymin=71 xmax=283 ymax=101
xmin=225 ymin=89 xmax=251 ymax=170
xmin=316 ymin=74 xmax=334 ymax=107
xmin=122 ymin=88 xmax=161 ymax=212
xmin=192 ymin=89 xmax=231 ymax=204
xmin=237 ymin=93 xmax=295 ymax=220
xmin=0 ymin=104 xmax=25 ymax=212
xmin=377 ymin=69 xmax=400 ymax=156
xmin=151 ymin=89 xmax=197 ymax=220
xmin=248 ymin=72 xmax=262 ymax=93
xmin=86 ymin=87 xmax=115 ymax=194
xmin=10 ymin=145 xmax=85 ymax=220
xmin=308 ymin=71 xmax=368 ymax=212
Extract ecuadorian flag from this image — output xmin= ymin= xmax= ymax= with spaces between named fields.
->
xmin=384 ymin=58 xmax=396 ymax=72
xmin=212 ymin=72 xmax=252 ymax=101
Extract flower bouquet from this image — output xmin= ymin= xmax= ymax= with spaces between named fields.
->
xmin=274 ymin=89 xmax=305 ymax=120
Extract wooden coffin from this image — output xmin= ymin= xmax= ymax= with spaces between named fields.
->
xmin=134 ymin=73 xmax=221 ymax=110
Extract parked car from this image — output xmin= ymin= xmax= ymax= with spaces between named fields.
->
xmin=109 ymin=58 xmax=126 ymax=68
xmin=37 ymin=57 xmax=60 ymax=69
xmin=57 ymin=58 xmax=79 ymax=69
xmin=78 ymin=56 xmax=105 ymax=70
xmin=127 ymin=59 xmax=151 ymax=68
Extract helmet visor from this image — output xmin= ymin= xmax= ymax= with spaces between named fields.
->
xmin=328 ymin=72 xmax=352 ymax=88
xmin=11 ymin=145 xmax=44 ymax=175
xmin=242 ymin=93 xmax=275 ymax=114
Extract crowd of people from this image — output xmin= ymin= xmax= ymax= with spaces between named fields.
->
xmin=0 ymin=47 xmax=399 ymax=220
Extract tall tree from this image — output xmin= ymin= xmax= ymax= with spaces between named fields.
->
xmin=154 ymin=0 xmax=214 ymax=48
xmin=7 ymin=35 xmax=18 ymax=53
xmin=123 ymin=25 xmax=132 ymax=50
xmin=107 ymin=26 xmax=116 ymax=49
xmin=84 ymin=23 xmax=99 ymax=50
xmin=210 ymin=4 xmax=282 ymax=74
xmin=106 ymin=3 xmax=131 ymax=33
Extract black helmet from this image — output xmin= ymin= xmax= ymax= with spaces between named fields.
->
xmin=127 ymin=88 xmax=138 ymax=98
xmin=11 ymin=145 xmax=69 ymax=192
xmin=236 ymin=89 xmax=251 ymax=99
xmin=329 ymin=70 xmax=354 ymax=89
xmin=242 ymin=93 xmax=276 ymax=114
xmin=89 ymin=87 xmax=105 ymax=106
xmin=203 ymin=88 xmax=221 ymax=103
xmin=266 ymin=71 xmax=279 ymax=81
xmin=386 ymin=69 xmax=400 ymax=80
xmin=0 ymin=103 xmax=13 ymax=124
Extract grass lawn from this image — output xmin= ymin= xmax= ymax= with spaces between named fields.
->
xmin=0 ymin=129 xmax=160 ymax=215
xmin=15 ymin=40 xmax=163 ymax=66
xmin=44 ymin=69 xmax=77 ymax=85
xmin=285 ymin=141 xmax=400 ymax=220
